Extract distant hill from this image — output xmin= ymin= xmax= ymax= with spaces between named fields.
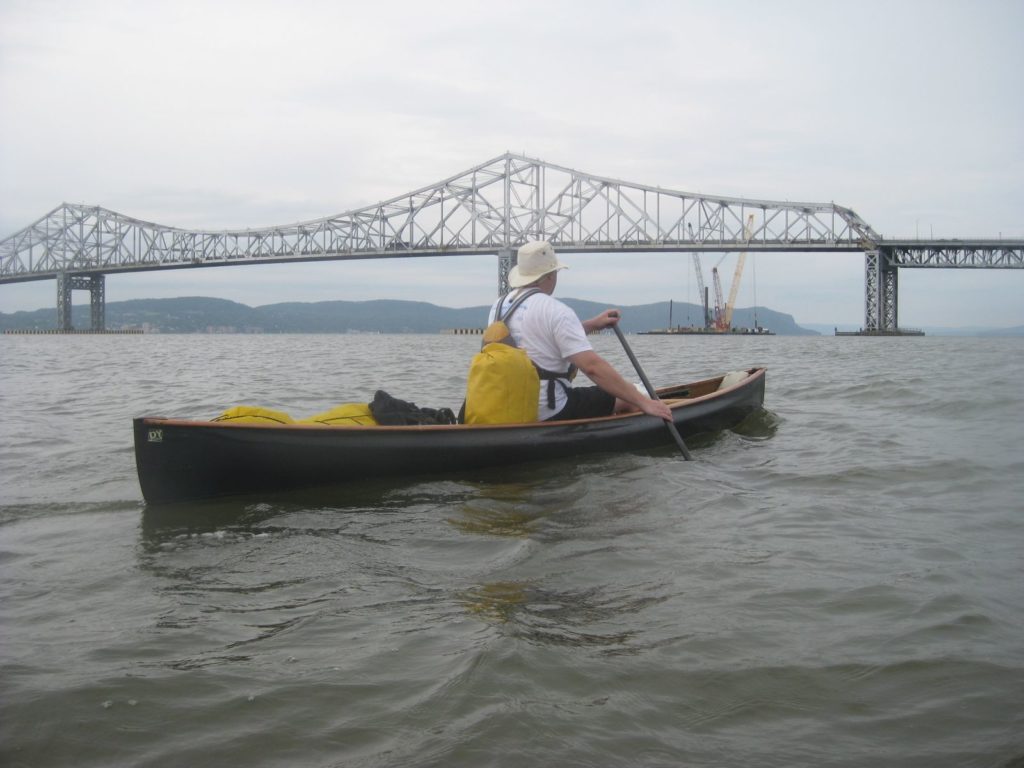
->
xmin=562 ymin=299 xmax=815 ymax=336
xmin=0 ymin=295 xmax=817 ymax=335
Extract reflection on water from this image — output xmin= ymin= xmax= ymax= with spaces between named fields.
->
xmin=137 ymin=473 xmax=463 ymax=545
xmin=447 ymin=505 xmax=543 ymax=537
xmin=460 ymin=580 xmax=530 ymax=622
xmin=459 ymin=580 xmax=648 ymax=648
xmin=730 ymin=407 xmax=780 ymax=439
xmin=446 ymin=483 xmax=547 ymax=537
xmin=139 ymin=499 xmax=282 ymax=544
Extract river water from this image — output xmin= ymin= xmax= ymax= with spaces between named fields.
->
xmin=1 ymin=332 xmax=1022 ymax=768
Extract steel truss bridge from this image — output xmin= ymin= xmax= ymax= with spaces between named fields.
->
xmin=1 ymin=152 xmax=1021 ymax=331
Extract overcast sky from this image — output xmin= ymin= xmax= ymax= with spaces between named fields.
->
xmin=1 ymin=0 xmax=1022 ymax=327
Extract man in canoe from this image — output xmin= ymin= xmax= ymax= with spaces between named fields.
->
xmin=490 ymin=240 xmax=674 ymax=422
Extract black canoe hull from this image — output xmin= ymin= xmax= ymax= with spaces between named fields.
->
xmin=134 ymin=367 xmax=766 ymax=504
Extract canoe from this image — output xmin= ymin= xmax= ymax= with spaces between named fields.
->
xmin=133 ymin=367 xmax=766 ymax=504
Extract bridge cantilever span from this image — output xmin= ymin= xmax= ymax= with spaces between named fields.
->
xmin=1 ymin=152 xmax=1020 ymax=332
xmin=0 ymin=152 xmax=880 ymax=284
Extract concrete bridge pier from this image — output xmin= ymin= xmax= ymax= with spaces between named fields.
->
xmin=57 ymin=273 xmax=105 ymax=332
xmin=864 ymin=249 xmax=899 ymax=331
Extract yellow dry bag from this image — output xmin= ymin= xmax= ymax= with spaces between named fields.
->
xmin=297 ymin=403 xmax=377 ymax=426
xmin=212 ymin=405 xmax=295 ymax=424
xmin=463 ymin=289 xmax=542 ymax=425
xmin=464 ymin=338 xmax=540 ymax=424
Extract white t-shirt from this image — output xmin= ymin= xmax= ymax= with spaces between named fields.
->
xmin=488 ymin=290 xmax=593 ymax=419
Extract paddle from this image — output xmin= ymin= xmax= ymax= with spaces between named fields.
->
xmin=611 ymin=321 xmax=693 ymax=461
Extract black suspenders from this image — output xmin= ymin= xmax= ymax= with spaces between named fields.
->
xmin=498 ymin=290 xmax=575 ymax=409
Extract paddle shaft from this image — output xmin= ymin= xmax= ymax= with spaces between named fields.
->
xmin=611 ymin=323 xmax=693 ymax=460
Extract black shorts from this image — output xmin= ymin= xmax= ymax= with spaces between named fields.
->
xmin=545 ymin=385 xmax=616 ymax=421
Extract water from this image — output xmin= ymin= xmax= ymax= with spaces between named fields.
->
xmin=1 ymin=333 xmax=1022 ymax=768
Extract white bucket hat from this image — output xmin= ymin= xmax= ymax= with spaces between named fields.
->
xmin=507 ymin=240 xmax=568 ymax=288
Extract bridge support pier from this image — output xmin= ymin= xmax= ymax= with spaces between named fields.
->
xmin=57 ymin=273 xmax=106 ymax=332
xmin=497 ymin=247 xmax=514 ymax=296
xmin=864 ymin=249 xmax=898 ymax=331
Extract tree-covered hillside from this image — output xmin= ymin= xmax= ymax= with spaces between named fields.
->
xmin=0 ymin=296 xmax=818 ymax=335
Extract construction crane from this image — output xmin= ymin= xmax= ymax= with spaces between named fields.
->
xmin=707 ymin=214 xmax=756 ymax=332
xmin=692 ymin=253 xmax=710 ymax=329
xmin=711 ymin=265 xmax=726 ymax=330
xmin=688 ymin=222 xmax=712 ymax=329
xmin=722 ymin=215 xmax=756 ymax=329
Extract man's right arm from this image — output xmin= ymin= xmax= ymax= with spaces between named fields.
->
xmin=568 ymin=350 xmax=673 ymax=421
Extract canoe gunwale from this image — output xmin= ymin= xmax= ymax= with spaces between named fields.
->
xmin=136 ymin=367 xmax=765 ymax=434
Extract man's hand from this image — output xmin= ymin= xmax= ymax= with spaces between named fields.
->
xmin=637 ymin=396 xmax=673 ymax=422
xmin=583 ymin=309 xmax=621 ymax=334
